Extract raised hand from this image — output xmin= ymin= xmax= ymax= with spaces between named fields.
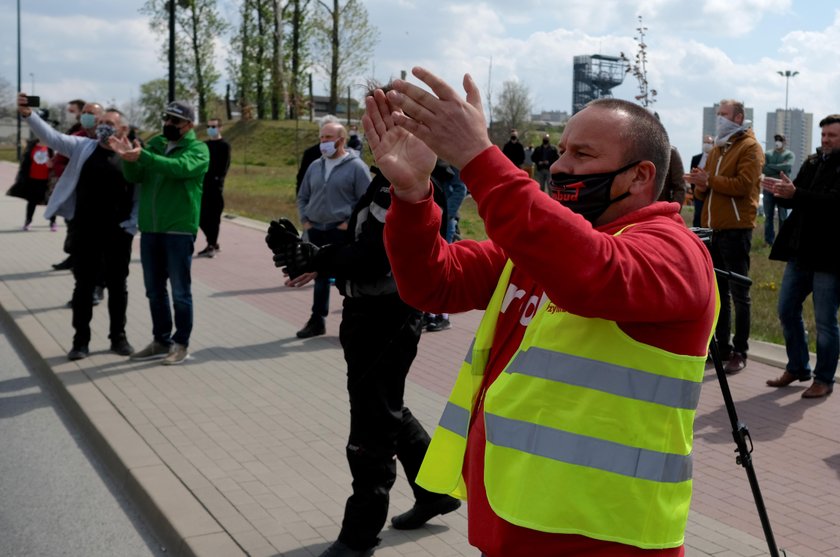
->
xmin=109 ymin=135 xmax=142 ymax=161
xmin=386 ymin=67 xmax=493 ymax=170
xmin=362 ymin=89 xmax=436 ymax=202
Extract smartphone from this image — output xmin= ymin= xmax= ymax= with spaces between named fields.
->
xmin=25 ymin=95 xmax=40 ymax=107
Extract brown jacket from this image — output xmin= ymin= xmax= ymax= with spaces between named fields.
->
xmin=695 ymin=129 xmax=764 ymax=230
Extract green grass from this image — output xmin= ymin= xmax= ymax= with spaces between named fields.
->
xmin=0 ymin=146 xmax=18 ymax=163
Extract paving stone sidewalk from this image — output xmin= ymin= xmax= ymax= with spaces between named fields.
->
xmin=1 ymin=161 xmax=837 ymax=557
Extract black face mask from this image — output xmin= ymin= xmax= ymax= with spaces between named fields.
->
xmin=510 ymin=136 xmax=518 ymax=142
xmin=163 ymin=124 xmax=182 ymax=141
xmin=542 ymin=139 xmax=550 ymax=145
xmin=549 ymin=160 xmax=640 ymax=224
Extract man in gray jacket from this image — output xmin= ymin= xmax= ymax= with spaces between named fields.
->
xmin=295 ymin=122 xmax=370 ymax=338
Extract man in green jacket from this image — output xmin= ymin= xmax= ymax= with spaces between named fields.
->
xmin=110 ymin=101 xmax=209 ymax=365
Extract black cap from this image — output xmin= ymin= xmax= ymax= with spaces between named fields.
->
xmin=163 ymin=101 xmax=195 ymax=123
xmin=774 ymin=133 xmax=785 ymax=142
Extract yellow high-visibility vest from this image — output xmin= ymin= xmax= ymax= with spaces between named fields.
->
xmin=417 ymin=259 xmax=717 ymax=549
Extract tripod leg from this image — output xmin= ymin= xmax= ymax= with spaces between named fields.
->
xmin=707 ymin=338 xmax=785 ymax=557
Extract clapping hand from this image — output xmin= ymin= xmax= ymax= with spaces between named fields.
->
xmin=362 ymin=89 xmax=437 ymax=202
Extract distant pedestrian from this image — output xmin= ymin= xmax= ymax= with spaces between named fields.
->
xmin=110 ymin=101 xmax=209 ymax=366
xmin=197 ymin=118 xmax=231 ymax=258
xmin=8 ymin=136 xmax=57 ymax=231
xmin=502 ymin=129 xmax=525 ymax=167
xmin=532 ymin=134 xmax=558 ymax=192
xmin=295 ymin=121 xmax=370 ymax=339
xmin=762 ymin=133 xmax=794 ymax=245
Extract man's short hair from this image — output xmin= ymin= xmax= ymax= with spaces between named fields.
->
xmin=585 ymin=98 xmax=671 ymax=199
xmin=819 ymin=114 xmax=840 ymax=127
xmin=68 ymin=99 xmax=86 ymax=111
xmin=774 ymin=133 xmax=785 ymax=142
xmin=719 ymin=99 xmax=745 ymax=119
xmin=104 ymin=108 xmax=126 ymax=127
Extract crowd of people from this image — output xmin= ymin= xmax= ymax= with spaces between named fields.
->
xmin=10 ymin=75 xmax=840 ymax=557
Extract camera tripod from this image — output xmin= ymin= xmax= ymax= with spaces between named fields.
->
xmin=698 ymin=227 xmax=787 ymax=557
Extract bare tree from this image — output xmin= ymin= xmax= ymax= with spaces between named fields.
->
xmin=493 ymin=80 xmax=533 ymax=135
xmin=621 ymin=15 xmax=657 ymax=108
xmin=311 ymin=0 xmax=378 ymax=115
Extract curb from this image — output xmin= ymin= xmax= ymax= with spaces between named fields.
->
xmin=0 ymin=281 xmax=246 ymax=557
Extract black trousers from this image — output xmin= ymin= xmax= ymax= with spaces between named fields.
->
xmin=337 ymin=295 xmax=440 ymax=550
xmin=199 ymin=187 xmax=224 ymax=247
xmin=710 ymin=228 xmax=752 ymax=355
xmin=71 ymin=227 xmax=133 ymax=348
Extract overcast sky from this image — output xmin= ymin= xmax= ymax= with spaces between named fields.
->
xmin=1 ymin=0 xmax=836 ymax=161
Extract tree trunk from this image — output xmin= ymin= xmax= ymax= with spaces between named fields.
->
xmin=329 ymin=0 xmax=339 ymax=115
xmin=255 ymin=0 xmax=266 ymax=119
xmin=190 ymin=4 xmax=206 ymax=122
xmin=270 ymin=0 xmax=285 ymax=120
xmin=289 ymin=0 xmax=302 ymax=119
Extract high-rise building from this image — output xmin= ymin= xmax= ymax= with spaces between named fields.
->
xmin=765 ymin=108 xmax=813 ymax=177
xmin=702 ymin=103 xmax=755 ymax=144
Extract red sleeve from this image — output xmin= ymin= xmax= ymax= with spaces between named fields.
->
xmin=384 ymin=186 xmax=507 ymax=314
xmin=461 ymin=147 xmax=715 ymax=327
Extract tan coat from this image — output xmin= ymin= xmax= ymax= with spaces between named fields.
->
xmin=695 ymin=129 xmax=764 ymax=230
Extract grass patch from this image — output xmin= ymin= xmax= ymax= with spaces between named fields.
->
xmin=0 ymin=146 xmax=18 ymax=163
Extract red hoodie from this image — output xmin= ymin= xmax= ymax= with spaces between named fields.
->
xmin=384 ymin=146 xmax=716 ymax=557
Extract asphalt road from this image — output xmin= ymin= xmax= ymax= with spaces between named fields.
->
xmin=0 ymin=315 xmax=167 ymax=557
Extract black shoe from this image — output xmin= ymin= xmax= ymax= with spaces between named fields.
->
xmin=196 ymin=245 xmax=216 ymax=258
xmin=110 ymin=336 xmax=135 ymax=356
xmin=390 ymin=496 xmax=461 ymax=530
xmin=426 ymin=315 xmax=451 ymax=332
xmin=318 ymin=540 xmax=375 ymax=557
xmin=68 ymin=346 xmax=89 ymax=361
xmin=52 ymin=257 xmax=73 ymax=271
xmin=296 ymin=318 xmax=325 ymax=339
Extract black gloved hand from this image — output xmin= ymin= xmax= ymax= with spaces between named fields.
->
xmin=265 ymin=217 xmax=300 ymax=253
xmin=273 ymin=241 xmax=320 ymax=279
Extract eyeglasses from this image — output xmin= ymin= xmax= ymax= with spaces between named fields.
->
xmin=163 ymin=115 xmax=187 ymax=124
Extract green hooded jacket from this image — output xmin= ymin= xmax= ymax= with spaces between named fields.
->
xmin=122 ymin=129 xmax=209 ymax=234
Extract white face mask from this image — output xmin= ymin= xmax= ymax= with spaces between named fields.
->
xmin=775 ymin=141 xmax=783 ymax=149
xmin=702 ymin=143 xmax=713 ymax=153
xmin=320 ymin=140 xmax=337 ymax=158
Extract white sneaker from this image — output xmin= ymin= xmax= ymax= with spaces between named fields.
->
xmin=161 ymin=343 xmax=189 ymax=366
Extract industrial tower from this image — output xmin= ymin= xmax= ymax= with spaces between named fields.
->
xmin=572 ymin=54 xmax=629 ymax=114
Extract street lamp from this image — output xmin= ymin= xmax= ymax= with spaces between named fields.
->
xmin=776 ymin=69 xmax=799 ymax=138
xmin=29 ymin=72 xmax=34 ymax=94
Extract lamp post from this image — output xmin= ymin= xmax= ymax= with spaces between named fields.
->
xmin=16 ymin=0 xmax=21 ymax=161
xmin=29 ymin=72 xmax=34 ymax=94
xmin=776 ymin=69 xmax=799 ymax=138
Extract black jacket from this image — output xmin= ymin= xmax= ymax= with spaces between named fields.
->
xmin=313 ymin=167 xmax=447 ymax=299
xmin=770 ymin=151 xmax=840 ymax=274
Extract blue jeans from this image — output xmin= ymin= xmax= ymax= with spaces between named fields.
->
xmin=306 ymin=227 xmax=345 ymax=322
xmin=140 ymin=233 xmax=195 ymax=347
xmin=763 ymin=193 xmax=789 ymax=245
xmin=445 ymin=171 xmax=467 ymax=243
xmin=778 ymin=260 xmax=840 ymax=385
xmin=710 ymin=229 xmax=752 ymax=355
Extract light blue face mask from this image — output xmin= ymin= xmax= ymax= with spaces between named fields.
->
xmin=80 ymin=113 xmax=96 ymax=129
xmin=207 ymin=126 xmax=219 ymax=139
